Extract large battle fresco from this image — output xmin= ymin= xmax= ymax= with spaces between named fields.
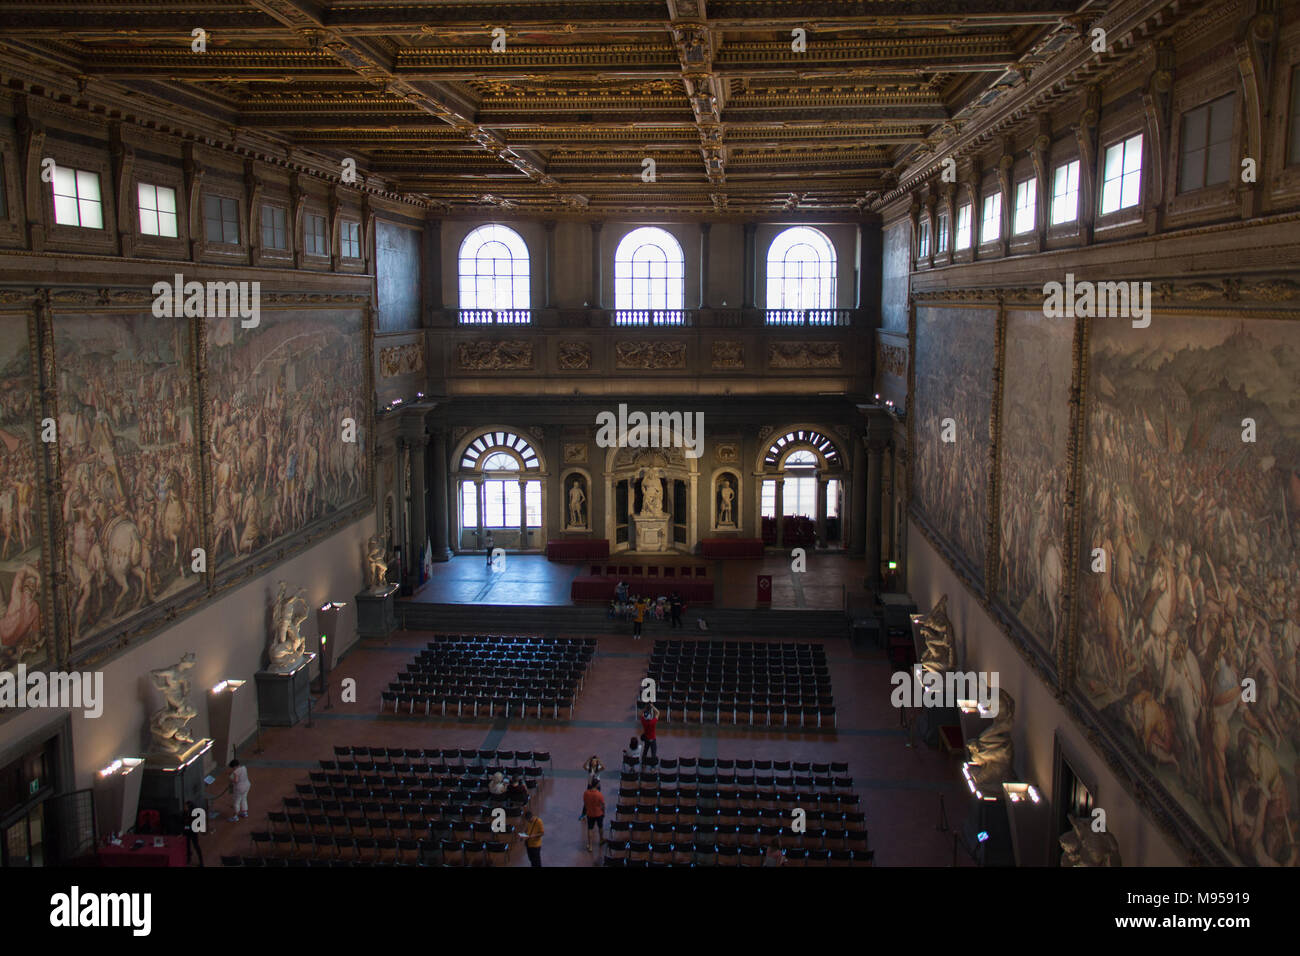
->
xmin=1078 ymin=316 xmax=1300 ymax=865
xmin=205 ymin=310 xmax=367 ymax=572
xmin=912 ymin=305 xmax=997 ymax=582
xmin=996 ymin=309 xmax=1074 ymax=656
xmin=0 ymin=315 xmax=44 ymax=672
xmin=54 ymin=313 xmax=200 ymax=653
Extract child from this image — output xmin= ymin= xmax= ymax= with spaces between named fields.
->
xmin=227 ymin=759 xmax=250 ymax=822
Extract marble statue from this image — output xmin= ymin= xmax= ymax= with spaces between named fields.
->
xmin=719 ymin=478 xmax=735 ymax=525
xmin=568 ymin=479 xmax=586 ymax=527
xmin=1060 ymin=814 xmax=1122 ymax=866
xmin=365 ymin=535 xmax=390 ymax=592
xmin=268 ymin=581 xmax=309 ymax=669
xmin=148 ymin=653 xmax=198 ymax=755
xmin=639 ymin=468 xmax=665 ymax=516
xmin=915 ymin=595 xmax=957 ymax=673
xmin=965 ymin=689 xmax=1016 ymax=787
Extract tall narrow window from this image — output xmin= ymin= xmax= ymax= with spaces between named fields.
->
xmin=137 ymin=183 xmax=177 ymax=237
xmin=1013 ymin=178 xmax=1037 ymax=234
xmin=261 ymin=204 xmax=288 ymax=250
xmin=917 ymin=220 xmax=930 ymax=258
xmin=761 ymin=480 xmax=776 ymax=518
xmin=1100 ymin=133 xmax=1143 ymax=214
xmin=1179 ymin=94 xmax=1235 ymax=192
xmin=955 ymin=202 xmax=972 ymax=250
xmin=304 ymin=213 xmax=328 ymax=256
xmin=981 ymin=193 xmax=1001 ymax=244
xmin=203 ymin=194 xmax=239 ymax=244
xmin=1051 ymin=160 xmax=1081 ymax=225
xmin=460 ymin=480 xmax=478 ymax=529
xmin=615 ymin=226 xmax=685 ymax=316
xmin=936 ymin=212 xmax=949 ymax=253
xmin=458 ymin=223 xmax=530 ymax=313
xmin=766 ymin=226 xmax=836 ymax=313
xmin=341 ymin=220 xmax=361 ymax=259
xmin=53 ymin=167 xmax=103 ymax=229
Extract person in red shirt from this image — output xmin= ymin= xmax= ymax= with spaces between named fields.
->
xmin=582 ymin=779 xmax=606 ymax=852
xmin=639 ymin=704 xmax=660 ymax=760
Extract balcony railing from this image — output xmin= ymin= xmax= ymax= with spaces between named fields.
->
xmin=611 ymin=309 xmax=691 ymax=327
xmin=764 ymin=309 xmax=853 ymax=327
xmin=459 ymin=308 xmax=532 ymax=324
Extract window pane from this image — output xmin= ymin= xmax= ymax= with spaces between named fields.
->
xmin=1181 ymin=146 xmax=1205 ymax=192
xmin=1123 ymin=134 xmax=1143 ymax=174
xmin=525 ymin=480 xmax=541 ymax=527
xmin=761 ymin=479 xmax=776 ymax=518
xmin=158 ymin=211 xmax=178 ymax=237
xmin=1206 ymin=140 xmax=1231 ymax=186
xmin=1290 ymin=67 xmax=1300 ymax=165
xmin=826 ymin=479 xmax=840 ymax=519
xmin=76 ymin=169 xmax=101 ymax=201
xmin=503 ymin=481 xmax=522 ymax=527
xmin=484 ymin=481 xmax=505 ymax=527
xmin=156 ymin=186 xmax=176 ymax=214
xmin=79 ymin=198 xmax=103 ymax=229
xmin=461 ymin=481 xmax=478 ymax=528
xmin=53 ymin=166 xmax=76 ymax=199
xmin=1014 ymin=178 xmax=1036 ymax=234
xmin=54 ymin=193 xmax=80 ymax=226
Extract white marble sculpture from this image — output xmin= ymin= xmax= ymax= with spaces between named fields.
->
xmin=1060 ymin=814 xmax=1122 ymax=866
xmin=639 ymin=468 xmax=665 ymax=516
xmin=148 ymin=653 xmax=198 ymax=755
xmin=718 ymin=478 xmax=735 ymax=525
xmin=268 ymin=581 xmax=309 ymax=669
xmin=915 ymin=595 xmax=957 ymax=673
xmin=965 ymin=689 xmax=1016 ymax=787
xmin=568 ymin=479 xmax=586 ymax=527
xmin=364 ymin=535 xmax=390 ymax=592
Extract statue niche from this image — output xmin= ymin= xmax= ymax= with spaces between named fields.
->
xmin=566 ymin=475 xmax=588 ymax=529
xmin=716 ymin=473 xmax=737 ymax=527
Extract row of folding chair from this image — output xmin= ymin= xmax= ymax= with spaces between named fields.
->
xmin=616 ymin=773 xmax=856 ymax=794
xmin=614 ymin=792 xmax=862 ymax=814
xmin=427 ymin=635 xmax=595 ymax=646
xmin=284 ymin=795 xmax=534 ymax=819
xmin=382 ymin=690 xmax=577 ymax=718
xmin=292 ymin=783 xmax=535 ymax=806
xmin=649 ymin=653 xmax=827 ymax=666
xmin=306 ymin=773 xmax=541 ymax=795
xmin=410 ymin=655 xmax=591 ymax=670
xmin=605 ymin=824 xmax=870 ymax=852
xmin=330 ymin=747 xmax=551 ymax=766
xmin=243 ymin=834 xmax=514 ymax=866
xmin=619 ymin=756 xmax=848 ymax=773
xmin=611 ymin=808 xmax=866 ymax=829
xmin=604 ymin=845 xmax=874 ymax=866
xmin=653 ymin=640 xmax=824 ymax=652
xmin=655 ymin=698 xmax=837 ymax=727
xmin=267 ymin=811 xmax=519 ymax=841
xmin=321 ymin=757 xmax=546 ymax=774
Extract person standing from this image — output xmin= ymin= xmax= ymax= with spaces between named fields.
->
xmin=582 ymin=780 xmax=606 ymax=853
xmin=519 ymin=809 xmax=544 ymax=866
xmin=632 ymin=596 xmax=647 ymax=639
xmin=485 ymin=530 xmax=495 ymax=569
xmin=669 ymin=592 xmax=683 ymax=629
xmin=639 ymin=704 xmax=660 ymax=761
xmin=582 ymin=755 xmax=605 ymax=782
xmin=227 ymin=759 xmax=250 ymax=821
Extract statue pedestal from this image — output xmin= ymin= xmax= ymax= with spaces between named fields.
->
xmin=356 ymin=584 xmax=398 ymax=639
xmin=632 ymin=514 xmax=671 ymax=553
xmin=255 ymin=653 xmax=316 ymax=728
xmin=139 ymin=738 xmax=213 ymax=824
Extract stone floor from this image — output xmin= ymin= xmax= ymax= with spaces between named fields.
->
xmin=407 ymin=552 xmax=868 ymax=609
xmin=197 ymin=615 xmax=973 ymax=868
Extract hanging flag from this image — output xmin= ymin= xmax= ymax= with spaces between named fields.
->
xmin=421 ymin=537 xmax=433 ymax=585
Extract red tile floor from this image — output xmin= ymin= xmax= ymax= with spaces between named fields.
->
xmin=199 ymin=616 xmax=972 ymax=867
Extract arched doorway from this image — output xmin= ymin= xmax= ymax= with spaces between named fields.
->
xmin=451 ymin=428 xmax=546 ymax=552
xmin=756 ymin=427 xmax=846 ymax=549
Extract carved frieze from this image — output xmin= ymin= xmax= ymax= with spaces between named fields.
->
xmin=457 ymin=339 xmax=533 ymax=371
xmin=768 ymin=341 xmax=842 ymax=369
xmin=878 ymin=342 xmax=908 ymax=378
xmin=711 ymin=340 xmax=744 ymax=369
xmin=379 ymin=342 xmax=424 ymax=377
xmin=557 ymin=341 xmax=592 ymax=370
xmin=563 ymin=441 xmax=587 ymax=464
xmin=615 ymin=340 xmax=687 ymax=370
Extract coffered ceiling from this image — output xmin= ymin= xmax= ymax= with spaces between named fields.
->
xmin=0 ymin=0 xmax=1106 ymax=216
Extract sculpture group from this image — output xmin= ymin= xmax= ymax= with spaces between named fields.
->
xmin=364 ymin=535 xmax=391 ymax=592
xmin=148 ymin=652 xmax=198 ymax=756
xmin=268 ymin=581 xmax=309 ymax=670
xmin=915 ymin=595 xmax=957 ymax=673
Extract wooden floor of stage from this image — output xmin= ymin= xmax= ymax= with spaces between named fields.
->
xmin=404 ymin=552 xmax=868 ymax=609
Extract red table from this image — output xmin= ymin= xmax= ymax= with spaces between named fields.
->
xmin=97 ymin=835 xmax=187 ymax=867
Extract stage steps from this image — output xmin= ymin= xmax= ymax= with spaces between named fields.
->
xmin=395 ymin=602 xmax=849 ymax=640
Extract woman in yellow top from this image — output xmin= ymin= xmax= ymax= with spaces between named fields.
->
xmin=519 ymin=809 xmax=544 ymax=866
xmin=632 ymin=597 xmax=648 ymax=639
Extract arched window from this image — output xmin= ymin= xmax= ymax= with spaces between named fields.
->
xmin=765 ymin=226 xmax=836 ymax=324
xmin=614 ymin=226 xmax=685 ymax=323
xmin=458 ymin=224 xmax=530 ymax=321
xmin=758 ymin=429 xmax=846 ymax=546
xmin=457 ymin=431 xmax=542 ymax=536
